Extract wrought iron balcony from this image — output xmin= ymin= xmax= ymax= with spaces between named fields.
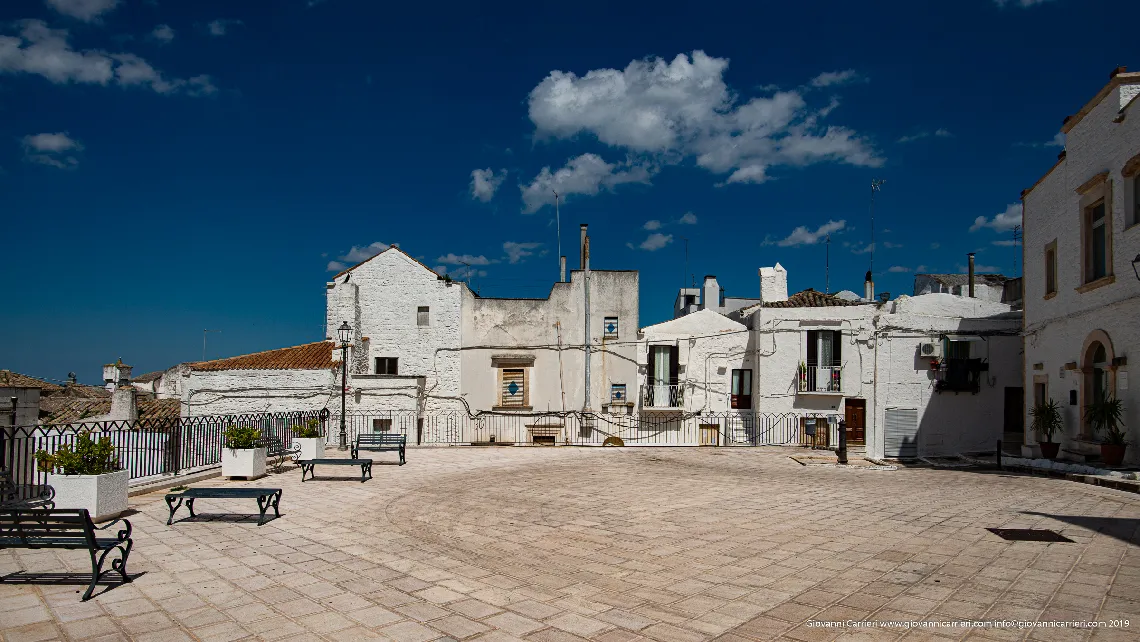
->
xmin=798 ymin=365 xmax=843 ymax=394
xmin=641 ymin=383 xmax=684 ymax=409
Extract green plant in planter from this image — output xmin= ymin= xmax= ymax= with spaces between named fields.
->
xmin=223 ymin=425 xmax=262 ymax=450
xmin=292 ymin=418 xmax=322 ymax=439
xmin=1085 ymin=394 xmax=1127 ymax=445
xmin=1030 ymin=399 xmax=1064 ymax=443
xmin=35 ymin=432 xmax=120 ymax=475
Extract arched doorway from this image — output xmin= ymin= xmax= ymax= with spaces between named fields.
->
xmin=1080 ymin=331 xmax=1115 ymax=438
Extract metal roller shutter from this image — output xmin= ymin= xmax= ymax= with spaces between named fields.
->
xmin=884 ymin=407 xmax=918 ymax=459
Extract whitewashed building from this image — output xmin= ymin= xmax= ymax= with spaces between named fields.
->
xmin=1020 ymin=66 xmax=1140 ymax=464
xmin=914 ymin=273 xmax=1010 ymax=303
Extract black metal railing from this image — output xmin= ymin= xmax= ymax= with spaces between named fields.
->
xmin=0 ymin=410 xmax=327 ymax=497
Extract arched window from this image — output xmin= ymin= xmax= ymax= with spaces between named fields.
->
xmin=1091 ymin=343 xmax=1108 ymax=403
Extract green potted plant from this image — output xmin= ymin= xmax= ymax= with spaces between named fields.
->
xmin=1030 ymin=398 xmax=1064 ymax=459
xmin=35 ymin=432 xmax=128 ymax=521
xmin=221 ymin=425 xmax=265 ymax=479
xmin=1085 ymin=393 xmax=1127 ymax=467
xmin=291 ymin=418 xmax=325 ymax=461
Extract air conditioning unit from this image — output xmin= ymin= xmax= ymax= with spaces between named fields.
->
xmin=919 ymin=341 xmax=942 ymax=358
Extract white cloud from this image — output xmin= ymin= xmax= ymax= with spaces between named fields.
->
xmin=470 ymin=168 xmax=505 ymax=202
xmin=327 ymin=241 xmax=392 ymax=271
xmin=994 ymin=0 xmax=1055 ymax=8
xmin=992 ymin=239 xmax=1020 ymax=247
xmin=916 ymin=265 xmax=928 ymax=273
xmin=503 ymin=241 xmax=542 ymax=264
xmin=882 ymin=241 xmax=903 ymax=249
xmin=972 ymin=264 xmax=1002 ymax=272
xmin=970 ymin=203 xmax=1022 ymax=232
xmin=771 ymin=219 xmax=846 ymax=247
xmin=207 ymin=19 xmax=242 ymax=37
xmin=436 ymin=253 xmax=492 ymax=266
xmin=637 ymin=233 xmax=673 ymax=251
xmin=45 ymin=0 xmax=120 ymax=22
xmin=887 ymin=266 xmax=911 ymax=273
xmin=22 ymin=131 xmax=82 ymax=168
xmin=643 ymin=220 xmax=662 ymax=231
xmin=0 ymin=20 xmax=216 ymax=96
xmin=678 ymin=212 xmax=698 ymax=225
xmin=851 ymin=242 xmax=874 ymax=255
xmin=526 ymin=52 xmax=881 ymax=192
xmin=898 ymin=129 xmax=953 ymax=143
xmin=1015 ymin=132 xmax=1065 ymax=148
xmin=519 ymin=153 xmax=651 ymax=213
xmin=149 ymin=25 xmax=174 ymax=44
xmin=809 ymin=69 xmax=861 ymax=88
xmin=929 ymin=243 xmax=940 ymax=250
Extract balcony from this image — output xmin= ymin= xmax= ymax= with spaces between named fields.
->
xmin=641 ymin=383 xmax=684 ymax=409
xmin=798 ymin=365 xmax=843 ymax=395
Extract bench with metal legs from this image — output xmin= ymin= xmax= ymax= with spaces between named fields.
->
xmin=165 ymin=488 xmax=283 ymax=526
xmin=299 ymin=459 xmax=373 ymax=483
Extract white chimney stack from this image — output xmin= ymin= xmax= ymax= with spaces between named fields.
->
xmin=864 ymin=271 xmax=874 ymax=301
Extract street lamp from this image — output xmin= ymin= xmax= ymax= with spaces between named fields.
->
xmin=337 ymin=321 xmax=351 ymax=450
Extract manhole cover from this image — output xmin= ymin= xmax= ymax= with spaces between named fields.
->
xmin=986 ymin=528 xmax=1073 ymax=542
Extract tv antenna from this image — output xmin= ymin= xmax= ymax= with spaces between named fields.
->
xmin=869 ymin=179 xmax=886 ymax=275
xmin=202 ymin=329 xmax=221 ymax=361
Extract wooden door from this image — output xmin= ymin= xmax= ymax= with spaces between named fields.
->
xmin=844 ymin=398 xmax=866 ymax=444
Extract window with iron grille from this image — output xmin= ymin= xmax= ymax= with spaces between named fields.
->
xmin=610 ymin=383 xmax=627 ymax=403
xmin=603 ymin=316 xmax=619 ymax=339
xmin=372 ymin=418 xmax=392 ymax=432
xmin=500 ymin=368 xmax=526 ymax=407
xmin=417 ymin=306 xmax=430 ymax=326
xmin=375 ymin=357 xmax=398 ymax=375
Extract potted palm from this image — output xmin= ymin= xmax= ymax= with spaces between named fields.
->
xmin=1030 ymin=398 xmax=1064 ymax=460
xmin=291 ymin=418 xmax=325 ymax=461
xmin=221 ymin=425 xmax=266 ymax=479
xmin=1085 ymin=393 xmax=1127 ymax=467
xmin=35 ymin=432 xmax=129 ymax=521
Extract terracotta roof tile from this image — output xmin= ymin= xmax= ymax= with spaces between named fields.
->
xmin=764 ymin=289 xmax=865 ymax=308
xmin=0 ymin=370 xmax=62 ymax=391
xmin=131 ymin=370 xmax=164 ymax=383
xmin=190 ymin=341 xmax=338 ymax=372
xmin=41 ymin=397 xmax=180 ymax=425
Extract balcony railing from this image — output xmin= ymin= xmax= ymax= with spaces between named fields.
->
xmin=641 ymin=383 xmax=684 ymax=409
xmin=800 ymin=365 xmax=843 ymax=394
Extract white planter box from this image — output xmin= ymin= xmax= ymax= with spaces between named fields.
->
xmin=293 ymin=438 xmax=324 ymax=461
xmin=47 ymin=470 xmax=130 ymax=522
xmin=221 ymin=447 xmax=266 ymax=479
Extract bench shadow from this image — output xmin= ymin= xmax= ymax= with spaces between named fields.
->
xmin=304 ymin=476 xmax=371 ymax=482
xmin=0 ymin=571 xmax=145 ymax=599
xmin=173 ymin=513 xmax=283 ymax=525
xmin=1020 ymin=511 xmax=1140 ymax=546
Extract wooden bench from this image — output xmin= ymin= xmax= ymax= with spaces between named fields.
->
xmin=0 ymin=509 xmax=132 ymax=600
xmin=165 ymin=488 xmax=283 ymax=526
xmin=0 ymin=469 xmax=55 ymax=509
xmin=351 ymin=433 xmax=406 ymax=465
xmin=299 ymin=459 xmax=373 ymax=483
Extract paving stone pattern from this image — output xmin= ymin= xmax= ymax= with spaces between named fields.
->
xmin=1 ymin=447 xmax=1138 ymax=641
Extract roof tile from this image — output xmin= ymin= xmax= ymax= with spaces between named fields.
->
xmin=764 ymin=289 xmax=864 ymax=308
xmin=190 ymin=341 xmax=338 ymax=372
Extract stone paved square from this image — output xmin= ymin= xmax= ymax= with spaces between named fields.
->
xmin=2 ymin=447 xmax=1139 ymax=641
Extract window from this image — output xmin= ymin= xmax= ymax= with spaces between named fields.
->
xmin=719 ymin=288 xmax=725 ymax=308
xmin=372 ymin=418 xmax=392 ymax=432
xmin=610 ymin=383 xmax=627 ymax=403
xmin=417 ymin=306 xmax=430 ymax=326
xmin=805 ymin=330 xmax=843 ymax=393
xmin=646 ymin=345 xmax=680 ymax=407
xmin=500 ymin=369 xmax=526 ymax=407
xmin=1083 ymin=199 xmax=1109 ymax=283
xmin=603 ymin=316 xmax=619 ymax=339
xmin=946 ymin=340 xmax=971 ymax=360
xmin=730 ymin=369 xmax=752 ymax=409
xmin=684 ymin=295 xmax=696 ymax=307
xmin=375 ymin=357 xmax=398 ymax=375
xmin=1132 ymin=174 xmax=1140 ymax=227
xmin=1044 ymin=240 xmax=1057 ymax=296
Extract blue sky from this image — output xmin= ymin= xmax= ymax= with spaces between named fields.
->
xmin=1 ymin=0 xmax=1134 ymax=384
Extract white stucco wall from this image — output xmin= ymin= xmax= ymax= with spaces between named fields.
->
xmin=460 ymin=270 xmax=640 ymax=415
xmin=745 ymin=294 xmax=1022 ymax=459
xmin=913 ymin=276 xmax=1005 ymax=303
xmin=637 ymin=309 xmax=751 ymax=414
xmin=1022 ymin=77 xmax=1140 ymax=463
xmin=182 ymin=368 xmax=335 ymax=416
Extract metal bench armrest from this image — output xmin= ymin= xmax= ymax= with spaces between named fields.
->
xmin=93 ymin=518 xmax=133 ymax=542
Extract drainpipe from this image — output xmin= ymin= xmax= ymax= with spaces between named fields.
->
xmin=968 ymin=253 xmax=976 ymax=298
xmin=560 ymin=256 xmax=566 ymax=283
xmin=581 ymin=224 xmax=591 ymax=417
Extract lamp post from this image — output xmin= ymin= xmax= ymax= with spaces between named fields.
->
xmin=337 ymin=321 xmax=351 ymax=451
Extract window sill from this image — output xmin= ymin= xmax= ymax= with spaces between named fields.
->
xmin=1075 ymin=275 xmax=1115 ymax=293
xmin=492 ymin=405 xmax=532 ymax=412
xmin=1043 ymin=291 xmax=1057 ymax=300
xmin=1125 ymin=222 xmax=1140 ymax=233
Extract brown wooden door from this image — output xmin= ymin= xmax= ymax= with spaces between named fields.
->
xmin=844 ymin=399 xmax=866 ymax=444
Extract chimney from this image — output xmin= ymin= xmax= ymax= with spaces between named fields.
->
xmin=864 ymin=271 xmax=874 ymax=301
xmin=107 ymin=386 xmax=138 ymax=421
xmin=559 ymin=256 xmax=566 ymax=283
xmin=967 ymin=253 xmax=976 ymax=298
xmin=759 ymin=263 xmax=788 ymax=303
xmin=702 ymin=275 xmax=719 ymax=311
xmin=580 ymin=224 xmax=588 ymax=270
xmin=102 ymin=358 xmax=132 ymax=394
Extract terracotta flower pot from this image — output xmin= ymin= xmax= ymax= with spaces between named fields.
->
xmin=1100 ymin=443 xmax=1127 ymax=467
xmin=1039 ymin=442 xmax=1060 ymax=460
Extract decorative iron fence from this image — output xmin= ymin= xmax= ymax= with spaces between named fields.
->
xmin=324 ymin=410 xmax=841 ymax=448
xmin=0 ymin=410 xmax=327 ymax=498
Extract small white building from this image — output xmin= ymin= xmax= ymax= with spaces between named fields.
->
xmin=1021 ymin=66 xmax=1140 ymax=464
xmin=914 ymin=273 xmax=1010 ymax=303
